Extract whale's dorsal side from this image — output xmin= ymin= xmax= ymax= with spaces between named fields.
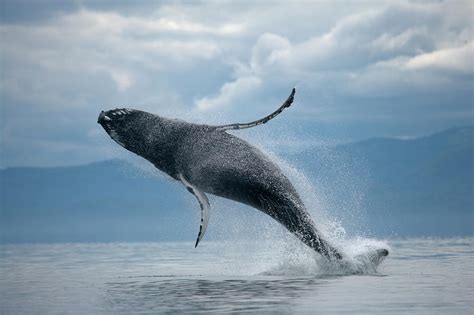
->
xmin=215 ymin=88 xmax=296 ymax=131
xmin=178 ymin=174 xmax=210 ymax=248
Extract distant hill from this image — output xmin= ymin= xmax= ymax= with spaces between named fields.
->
xmin=288 ymin=126 xmax=474 ymax=237
xmin=0 ymin=160 xmax=194 ymax=243
xmin=1 ymin=127 xmax=472 ymax=243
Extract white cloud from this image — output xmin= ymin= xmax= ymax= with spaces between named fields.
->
xmin=404 ymin=42 xmax=474 ymax=73
xmin=370 ymin=27 xmax=430 ymax=52
xmin=0 ymin=8 xmax=227 ymax=105
xmin=60 ymin=9 xmax=244 ymax=36
xmin=250 ymin=33 xmax=291 ymax=74
xmin=1 ymin=1 xmax=473 ymax=167
xmin=193 ymin=1 xmax=473 ymax=114
xmin=196 ymin=76 xmax=262 ymax=111
xmin=106 ymin=69 xmax=133 ymax=92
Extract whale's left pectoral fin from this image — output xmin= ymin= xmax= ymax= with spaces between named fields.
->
xmin=178 ymin=174 xmax=210 ymax=248
xmin=215 ymin=88 xmax=295 ymax=131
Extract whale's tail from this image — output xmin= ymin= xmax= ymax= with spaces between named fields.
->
xmin=296 ymin=215 xmax=389 ymax=262
xmin=256 ymin=192 xmax=344 ymax=260
xmin=296 ymin=215 xmax=344 ymax=260
xmin=296 ymin=218 xmax=389 ymax=263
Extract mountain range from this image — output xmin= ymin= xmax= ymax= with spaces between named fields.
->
xmin=1 ymin=126 xmax=472 ymax=243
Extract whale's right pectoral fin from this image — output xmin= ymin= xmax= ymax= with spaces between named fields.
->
xmin=178 ymin=174 xmax=210 ymax=248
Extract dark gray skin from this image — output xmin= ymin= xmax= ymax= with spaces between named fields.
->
xmin=98 ymin=91 xmax=345 ymax=260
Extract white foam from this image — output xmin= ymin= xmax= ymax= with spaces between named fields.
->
xmin=224 ymin=141 xmax=390 ymax=276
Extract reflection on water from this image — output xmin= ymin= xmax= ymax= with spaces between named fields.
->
xmin=1 ymin=238 xmax=473 ymax=314
xmin=106 ymin=277 xmax=325 ymax=313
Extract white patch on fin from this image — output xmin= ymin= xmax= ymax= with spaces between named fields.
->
xmin=178 ymin=174 xmax=210 ymax=248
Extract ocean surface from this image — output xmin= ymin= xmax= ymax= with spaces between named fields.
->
xmin=0 ymin=237 xmax=473 ymax=314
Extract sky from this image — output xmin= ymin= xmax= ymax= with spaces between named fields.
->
xmin=0 ymin=0 xmax=473 ymax=167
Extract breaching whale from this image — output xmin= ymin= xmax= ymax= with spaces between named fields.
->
xmin=98 ymin=89 xmax=388 ymax=262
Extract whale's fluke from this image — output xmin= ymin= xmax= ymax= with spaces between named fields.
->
xmin=179 ymin=174 xmax=210 ymax=248
xmin=215 ymin=88 xmax=295 ymax=131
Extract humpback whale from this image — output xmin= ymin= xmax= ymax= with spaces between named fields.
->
xmin=98 ymin=89 xmax=388 ymax=261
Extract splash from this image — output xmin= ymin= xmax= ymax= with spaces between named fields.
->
xmin=259 ymin=238 xmax=390 ymax=276
xmin=270 ymin=152 xmax=389 ymax=275
xmin=207 ymin=133 xmax=390 ymax=276
xmin=107 ymin=105 xmax=390 ymax=276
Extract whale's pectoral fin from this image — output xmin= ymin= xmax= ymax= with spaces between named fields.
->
xmin=215 ymin=88 xmax=295 ymax=131
xmin=178 ymin=174 xmax=210 ymax=248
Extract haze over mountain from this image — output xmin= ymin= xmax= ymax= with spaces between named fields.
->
xmin=289 ymin=126 xmax=473 ymax=237
xmin=1 ymin=126 xmax=472 ymax=243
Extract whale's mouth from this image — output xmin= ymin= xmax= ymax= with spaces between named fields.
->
xmin=98 ymin=108 xmax=135 ymax=147
xmin=98 ymin=108 xmax=134 ymax=124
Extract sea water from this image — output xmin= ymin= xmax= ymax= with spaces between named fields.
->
xmin=0 ymin=238 xmax=473 ymax=314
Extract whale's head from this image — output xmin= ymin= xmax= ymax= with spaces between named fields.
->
xmin=98 ymin=108 xmax=157 ymax=156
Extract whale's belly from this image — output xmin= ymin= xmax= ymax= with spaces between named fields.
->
xmin=178 ymin=130 xmax=302 ymax=215
xmin=175 ymin=128 xmax=344 ymax=259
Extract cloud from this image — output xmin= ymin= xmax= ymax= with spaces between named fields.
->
xmin=0 ymin=9 xmax=224 ymax=96
xmin=250 ymin=33 xmax=291 ymax=74
xmin=196 ymin=76 xmax=262 ymax=111
xmin=108 ymin=69 xmax=133 ymax=92
xmin=0 ymin=8 xmax=235 ymax=166
xmin=404 ymin=43 xmax=474 ymax=73
xmin=59 ymin=8 xmax=244 ymax=36
xmin=193 ymin=1 xmax=472 ymax=112
xmin=1 ymin=1 xmax=473 ymax=167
